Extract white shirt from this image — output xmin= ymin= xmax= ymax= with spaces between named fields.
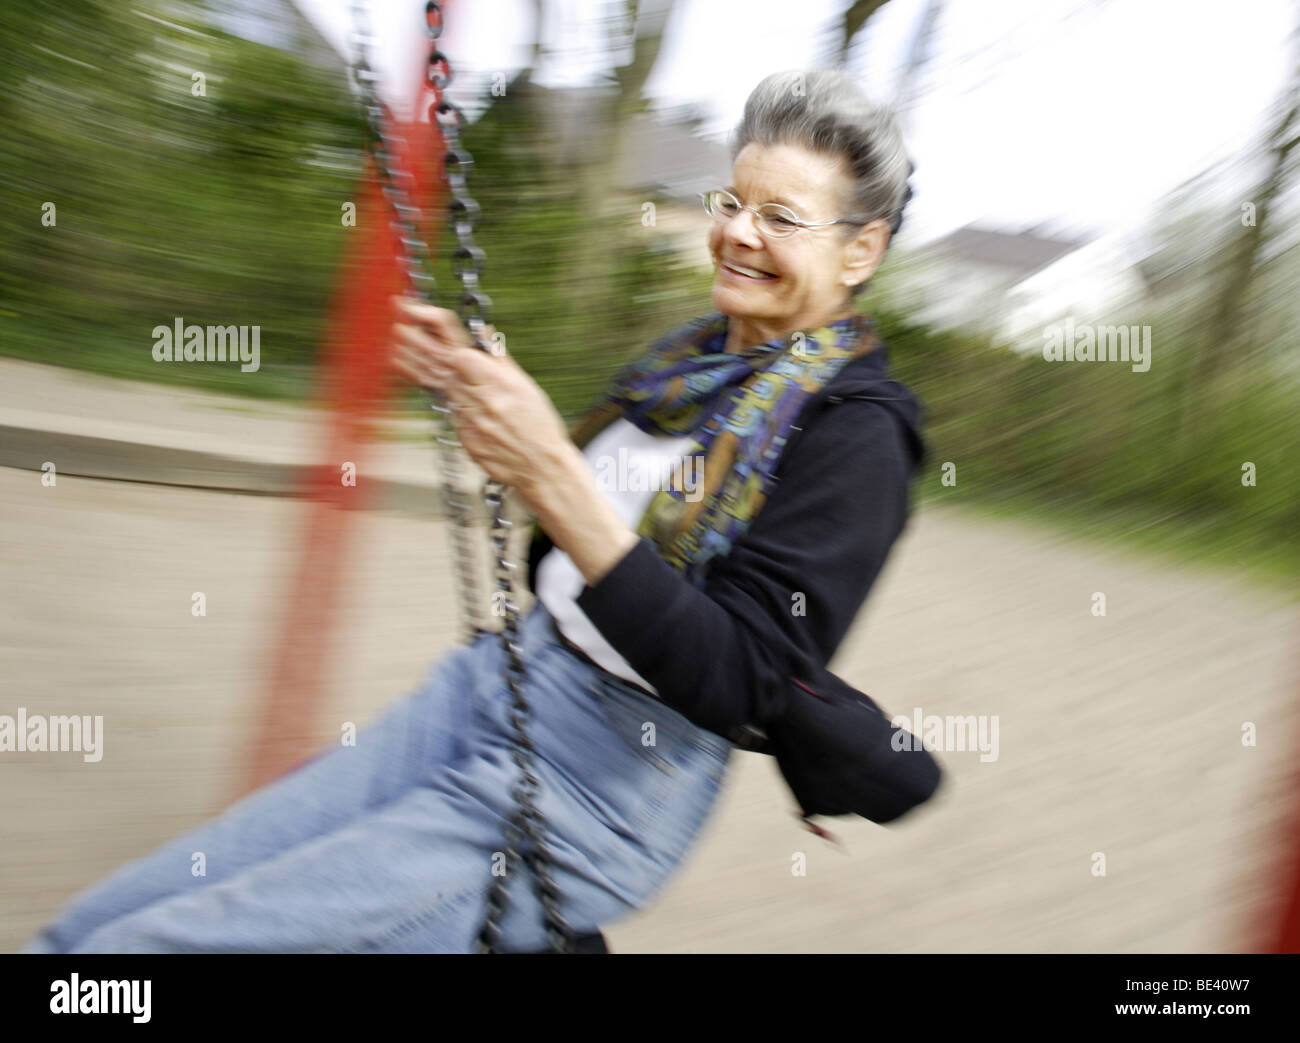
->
xmin=535 ymin=417 xmax=698 ymax=693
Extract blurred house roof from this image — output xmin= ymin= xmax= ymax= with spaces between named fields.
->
xmin=922 ymin=224 xmax=1088 ymax=277
xmin=615 ymin=113 xmax=732 ymax=202
xmin=893 ymin=223 xmax=1115 ymax=335
xmin=524 ymin=84 xmax=731 ymax=202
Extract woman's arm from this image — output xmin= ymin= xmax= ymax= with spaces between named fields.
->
xmin=390 ymin=297 xmax=636 ymax=578
xmin=570 ymin=395 xmax=917 ymax=736
xmin=517 ymin=441 xmax=640 ymax=588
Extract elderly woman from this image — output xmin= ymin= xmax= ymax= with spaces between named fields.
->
xmin=24 ymin=69 xmax=935 ymax=955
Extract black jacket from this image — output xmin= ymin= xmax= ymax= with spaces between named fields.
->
xmin=525 ymin=341 xmax=928 ymax=740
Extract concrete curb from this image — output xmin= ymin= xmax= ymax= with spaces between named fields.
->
xmin=0 ymin=415 xmax=483 ymax=518
xmin=0 ymin=359 xmax=504 ymax=518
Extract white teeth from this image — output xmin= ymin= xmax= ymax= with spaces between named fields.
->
xmin=725 ymin=262 xmax=774 ymax=279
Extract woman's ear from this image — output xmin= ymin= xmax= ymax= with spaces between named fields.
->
xmin=841 ymin=219 xmax=891 ymax=290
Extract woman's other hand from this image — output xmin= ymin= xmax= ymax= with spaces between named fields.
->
xmin=389 ymin=296 xmax=573 ymax=498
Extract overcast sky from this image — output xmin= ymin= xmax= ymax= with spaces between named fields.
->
xmin=296 ymin=0 xmax=1295 ymax=244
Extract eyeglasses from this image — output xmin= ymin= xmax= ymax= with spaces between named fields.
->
xmin=700 ymin=188 xmax=865 ymax=239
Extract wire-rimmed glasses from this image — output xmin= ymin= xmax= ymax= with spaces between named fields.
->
xmin=700 ymin=188 xmax=865 ymax=239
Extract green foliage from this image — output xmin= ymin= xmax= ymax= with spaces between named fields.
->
xmin=0 ymin=1 xmax=362 ymax=397
xmin=869 ymin=298 xmax=1299 ymax=584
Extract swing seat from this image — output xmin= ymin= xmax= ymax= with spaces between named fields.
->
xmin=515 ymin=930 xmax=610 ymax=954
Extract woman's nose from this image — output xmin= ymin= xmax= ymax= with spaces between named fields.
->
xmin=722 ymin=206 xmax=764 ymax=247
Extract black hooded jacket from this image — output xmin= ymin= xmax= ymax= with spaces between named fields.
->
xmin=523 ymin=340 xmax=927 ymax=740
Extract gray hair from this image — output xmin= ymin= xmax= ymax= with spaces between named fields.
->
xmin=731 ymin=69 xmax=913 ymax=286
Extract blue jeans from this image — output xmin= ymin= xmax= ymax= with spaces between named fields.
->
xmin=22 ymin=603 xmax=733 ymax=953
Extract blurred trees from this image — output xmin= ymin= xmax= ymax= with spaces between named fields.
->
xmin=869 ymin=293 xmax=1298 ymax=581
xmin=0 ymin=0 xmax=362 ymax=396
xmin=0 ymin=0 xmax=1293 ymax=575
xmin=439 ymin=0 xmax=708 ymax=417
xmin=835 ymin=0 xmax=892 ymax=64
xmin=1180 ymin=9 xmax=1300 ymax=437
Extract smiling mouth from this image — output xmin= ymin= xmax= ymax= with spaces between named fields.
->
xmin=720 ymin=260 xmax=778 ymax=281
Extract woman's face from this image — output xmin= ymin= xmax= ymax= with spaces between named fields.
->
xmin=708 ymin=142 xmax=884 ymax=343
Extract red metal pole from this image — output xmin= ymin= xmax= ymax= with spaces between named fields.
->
xmin=233 ymin=26 xmax=447 ymax=800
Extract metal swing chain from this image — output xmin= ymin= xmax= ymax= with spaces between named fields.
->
xmin=349 ymin=3 xmax=483 ymax=637
xmin=350 ymin=0 xmax=573 ymax=955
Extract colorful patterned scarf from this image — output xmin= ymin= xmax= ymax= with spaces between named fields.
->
xmin=566 ymin=311 xmax=880 ymax=587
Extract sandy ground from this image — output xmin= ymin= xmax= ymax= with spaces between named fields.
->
xmin=1 ymin=466 xmax=1296 ymax=953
